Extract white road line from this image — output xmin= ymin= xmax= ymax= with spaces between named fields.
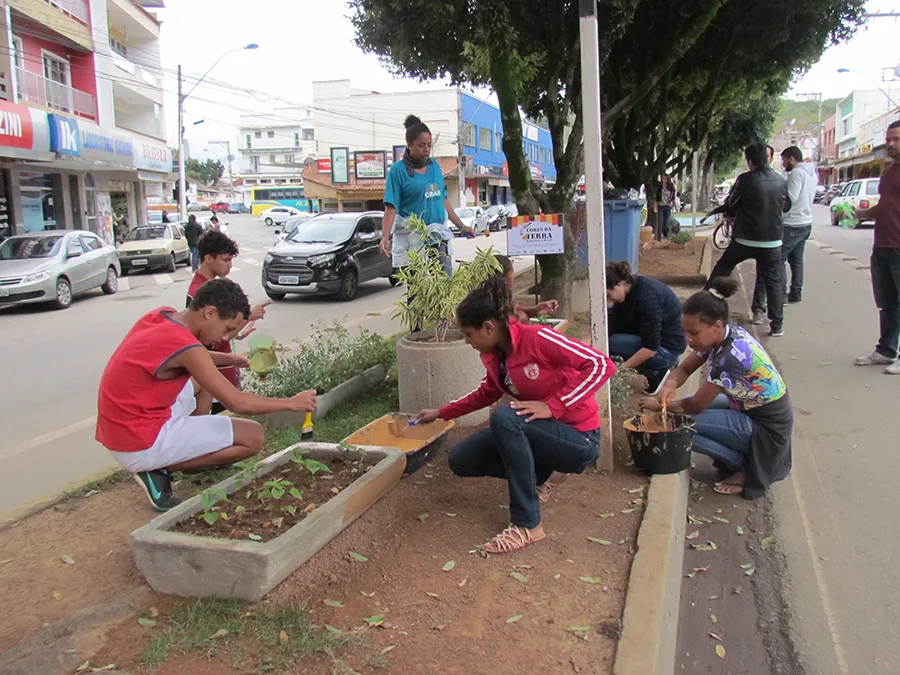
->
xmin=153 ymin=273 xmax=173 ymax=285
xmin=243 ymin=257 xmax=260 ymax=266
xmin=118 ymin=277 xmax=130 ymax=291
xmin=0 ymin=416 xmax=97 ymax=461
xmin=230 ymin=266 xmax=241 ymax=273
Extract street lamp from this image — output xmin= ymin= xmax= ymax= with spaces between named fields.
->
xmin=177 ymin=44 xmax=258 ymax=220
xmin=836 ymin=68 xmax=898 ymax=109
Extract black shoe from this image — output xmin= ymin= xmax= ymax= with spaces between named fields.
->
xmin=787 ymin=295 xmax=802 ymax=304
xmin=134 ymin=469 xmax=182 ymax=511
xmin=644 ymin=369 xmax=670 ymax=395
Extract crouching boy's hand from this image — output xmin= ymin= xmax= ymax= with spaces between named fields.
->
xmin=289 ymin=390 xmax=317 ymax=412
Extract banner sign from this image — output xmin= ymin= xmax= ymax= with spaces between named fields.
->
xmin=354 ymin=150 xmax=386 ymax=180
xmin=506 ymin=214 xmax=565 ymax=256
xmin=331 ymin=147 xmax=350 ymax=184
xmin=0 ymin=100 xmax=35 ymax=150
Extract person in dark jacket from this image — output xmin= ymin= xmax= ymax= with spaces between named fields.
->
xmin=705 ymin=144 xmax=791 ymax=337
xmin=606 ymin=261 xmax=686 ymax=393
xmin=184 ymin=215 xmax=204 ymax=272
xmin=641 ymin=277 xmax=792 ymax=500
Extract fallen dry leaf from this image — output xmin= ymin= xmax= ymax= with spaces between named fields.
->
xmin=330 ymin=487 xmax=340 ymax=495
xmin=149 ymin=607 xmax=159 ymax=618
xmin=442 ymin=560 xmax=456 ymax=572
xmin=60 ymin=555 xmax=75 ymax=565
xmin=715 ymin=644 xmax=726 ymax=659
xmin=510 ymin=571 xmax=528 ymax=583
xmin=323 ymin=600 xmax=344 ymax=608
xmin=686 ymin=531 xmax=700 ymax=540
xmin=425 ymin=592 xmax=440 ymax=599
xmin=417 ymin=512 xmax=430 ymax=522
xmin=364 ymin=614 xmax=386 ymax=626
xmin=432 ymin=624 xmax=447 ymax=631
xmin=381 ymin=644 xmax=396 ymax=655
xmin=708 ymin=631 xmax=722 ymax=641
xmin=459 ymin=577 xmax=468 ymax=587
xmin=506 ymin=614 xmax=524 ymax=624
xmin=279 ymin=630 xmax=288 ymax=642
xmin=760 ymin=536 xmax=774 ymax=550
xmin=52 ymin=591 xmax=62 ymax=601
xmin=212 ymin=629 xmax=229 ymax=639
xmin=304 ymin=503 xmax=317 ymax=513
xmin=360 ymin=590 xmax=375 ymax=597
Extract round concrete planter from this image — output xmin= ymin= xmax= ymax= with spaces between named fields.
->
xmin=396 ymin=329 xmax=488 ymax=427
xmin=128 ymin=443 xmax=406 ymax=601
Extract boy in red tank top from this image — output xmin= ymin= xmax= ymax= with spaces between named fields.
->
xmin=185 ymin=230 xmax=270 ymax=413
xmin=96 ymin=278 xmax=314 ymax=511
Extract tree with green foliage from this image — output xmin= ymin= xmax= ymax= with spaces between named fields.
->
xmin=185 ymin=158 xmax=225 ymax=187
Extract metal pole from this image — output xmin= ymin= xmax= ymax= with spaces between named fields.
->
xmin=177 ymin=65 xmax=187 ymax=221
xmin=579 ymin=0 xmax=613 ymax=471
xmin=691 ymin=150 xmax=699 ymax=236
xmin=5 ymin=5 xmax=19 ymax=103
xmin=226 ymin=140 xmax=234 ymax=198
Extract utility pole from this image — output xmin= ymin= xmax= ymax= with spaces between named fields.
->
xmin=579 ymin=0 xmax=612 ymax=471
xmin=177 ymin=65 xmax=187 ymax=221
xmin=210 ymin=140 xmax=234 ymax=198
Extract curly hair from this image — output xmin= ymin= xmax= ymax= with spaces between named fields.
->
xmin=189 ymin=278 xmax=250 ymax=320
xmin=456 ymin=275 xmax=514 ymax=328
xmin=198 ymin=230 xmax=239 ymax=260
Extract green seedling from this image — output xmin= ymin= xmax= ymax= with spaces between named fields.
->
xmin=198 ymin=488 xmax=230 ymax=525
xmin=259 ymin=478 xmax=293 ymax=501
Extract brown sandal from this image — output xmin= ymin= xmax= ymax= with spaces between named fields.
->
xmin=713 ymin=473 xmax=745 ymax=496
xmin=537 ymin=472 xmax=568 ymax=504
xmin=483 ymin=524 xmax=546 ymax=554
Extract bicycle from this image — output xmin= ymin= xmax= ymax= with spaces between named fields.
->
xmin=710 ymin=214 xmax=733 ymax=251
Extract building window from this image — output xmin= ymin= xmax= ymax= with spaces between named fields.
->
xmin=294 ymin=132 xmax=300 ymax=147
xmin=268 ymin=131 xmax=275 ymax=138
xmin=302 ymin=128 xmax=315 ymax=141
xmin=495 ymin=132 xmax=502 ymax=153
xmin=479 ymin=127 xmax=492 ymax=151
xmin=109 ymin=37 xmax=127 ymax=57
xmin=42 ymin=52 xmax=72 ymax=112
xmin=254 ymin=131 xmax=262 ymax=139
xmin=269 ymin=154 xmax=276 ymax=164
xmin=284 ymin=155 xmax=295 ymax=164
xmin=841 ymin=116 xmax=852 ymax=137
xmin=249 ymin=157 xmax=259 ymax=172
xmin=246 ymin=134 xmax=251 ymax=149
xmin=462 ymin=123 xmax=476 ymax=147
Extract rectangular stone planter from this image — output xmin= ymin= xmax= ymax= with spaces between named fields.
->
xmin=129 ymin=442 xmax=406 ymax=601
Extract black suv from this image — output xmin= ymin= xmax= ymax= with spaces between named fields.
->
xmin=261 ymin=211 xmax=397 ymax=301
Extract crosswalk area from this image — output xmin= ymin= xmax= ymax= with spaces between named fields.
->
xmin=118 ymin=247 xmax=265 ymax=292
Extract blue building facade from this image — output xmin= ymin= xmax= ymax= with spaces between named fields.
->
xmin=458 ymin=92 xmax=556 ymax=206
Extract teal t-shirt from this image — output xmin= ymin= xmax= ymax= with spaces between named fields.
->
xmin=384 ymin=160 xmax=447 ymax=225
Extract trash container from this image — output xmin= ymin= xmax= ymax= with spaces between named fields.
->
xmin=577 ymin=199 xmax=644 ymax=272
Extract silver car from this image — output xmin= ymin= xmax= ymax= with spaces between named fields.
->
xmin=0 ymin=230 xmax=121 ymax=310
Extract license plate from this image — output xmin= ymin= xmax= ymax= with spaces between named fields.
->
xmin=278 ymin=275 xmax=300 ymax=285
xmin=132 ymin=259 xmax=148 ymax=266
xmin=0 ymin=289 xmax=8 ymax=297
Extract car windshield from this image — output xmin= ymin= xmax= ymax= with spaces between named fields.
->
xmin=287 ymin=217 xmax=357 ymax=244
xmin=486 ymin=206 xmax=503 ymax=216
xmin=457 ymin=208 xmax=476 ymax=218
xmin=0 ymin=235 xmax=64 ymax=260
xmin=127 ymin=226 xmax=169 ymax=241
xmin=866 ymin=181 xmax=880 ymax=196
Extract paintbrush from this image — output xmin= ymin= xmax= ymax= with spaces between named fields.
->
xmin=301 ymin=412 xmax=314 ymax=441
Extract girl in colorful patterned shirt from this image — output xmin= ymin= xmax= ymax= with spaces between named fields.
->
xmin=641 ymin=277 xmax=793 ymax=499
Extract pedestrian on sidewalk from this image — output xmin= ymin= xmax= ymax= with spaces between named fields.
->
xmin=706 ymin=143 xmax=791 ymax=337
xmin=656 ymin=175 xmax=676 ymax=241
xmin=187 ymin=230 xmax=270 ymax=413
xmin=605 ymin=260 xmax=686 ymax=394
xmin=379 ymin=114 xmax=474 ymax=281
xmin=641 ymin=277 xmax=793 ymax=499
xmin=96 ymin=279 xmax=316 ymax=511
xmin=184 ymin=214 xmax=203 ymax=271
xmin=413 ymin=276 xmax=615 ymax=554
xmin=855 ymin=121 xmax=900 ymax=373
xmin=751 ymin=146 xmax=817 ymax=317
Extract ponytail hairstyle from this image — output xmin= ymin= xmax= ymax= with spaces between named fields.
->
xmin=404 ymin=115 xmax=431 ymax=145
xmin=605 ymin=260 xmax=633 ymax=289
xmin=682 ymin=277 xmax=739 ymax=325
xmin=456 ymin=275 xmax=514 ymax=329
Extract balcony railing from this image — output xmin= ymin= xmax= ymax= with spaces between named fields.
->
xmin=45 ymin=0 xmax=89 ymax=25
xmin=16 ymin=69 xmax=96 ymax=120
xmin=111 ymin=53 xmax=162 ymax=91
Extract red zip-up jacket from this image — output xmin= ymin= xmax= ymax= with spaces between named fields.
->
xmin=438 ymin=319 xmax=616 ymax=431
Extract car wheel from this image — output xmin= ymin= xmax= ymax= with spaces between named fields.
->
xmin=120 ymin=267 xmax=129 ymax=277
xmin=53 ymin=277 xmax=72 ymax=310
xmin=265 ymin=289 xmax=286 ymax=301
xmin=101 ymin=267 xmax=118 ymax=295
xmin=832 ymin=214 xmax=840 ymax=227
xmin=336 ymin=269 xmax=358 ymax=301
xmin=166 ymin=253 xmax=176 ymax=273
xmin=388 ymin=267 xmax=401 ymax=287
xmin=265 ymin=217 xmax=274 ymax=226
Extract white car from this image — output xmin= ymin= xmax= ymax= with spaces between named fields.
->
xmin=260 ymin=206 xmax=302 ymax=227
xmin=448 ymin=206 xmax=488 ymax=236
xmin=830 ymin=178 xmax=880 ymax=227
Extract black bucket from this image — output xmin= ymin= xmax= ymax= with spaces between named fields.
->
xmin=624 ymin=412 xmax=695 ymax=475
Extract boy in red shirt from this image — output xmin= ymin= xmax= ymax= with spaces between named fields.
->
xmin=96 ymin=278 xmax=315 ymax=511
xmin=186 ymin=230 xmax=269 ymax=413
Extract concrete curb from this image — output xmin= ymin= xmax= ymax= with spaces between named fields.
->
xmin=613 ymin=470 xmax=690 ymax=675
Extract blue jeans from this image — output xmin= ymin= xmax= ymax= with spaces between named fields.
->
xmin=448 ymin=405 xmax=600 ymax=528
xmin=657 ymin=206 xmax=672 ymax=240
xmin=871 ymin=247 xmax=900 ymax=359
xmin=608 ymin=333 xmax=680 ymax=378
xmin=751 ymin=224 xmax=812 ymax=309
xmin=190 ymin=246 xmax=200 ymax=271
xmin=691 ymin=394 xmax=753 ymax=472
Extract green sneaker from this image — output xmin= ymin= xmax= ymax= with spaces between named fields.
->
xmin=134 ymin=469 xmax=182 ymax=511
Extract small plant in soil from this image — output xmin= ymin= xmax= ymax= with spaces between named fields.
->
xmin=173 ymin=452 xmax=377 ymax=542
xmin=532 ymin=315 xmax=552 ymax=325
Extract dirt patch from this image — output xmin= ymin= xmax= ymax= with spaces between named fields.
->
xmin=172 ymin=452 xmax=375 ymax=542
xmin=639 ymin=241 xmax=702 ymax=278
xmin=84 ymin=425 xmax=646 ymax=674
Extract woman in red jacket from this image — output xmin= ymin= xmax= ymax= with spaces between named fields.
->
xmin=415 ymin=276 xmax=616 ymax=554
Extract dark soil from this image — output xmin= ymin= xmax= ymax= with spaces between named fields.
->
xmin=172 ymin=453 xmax=373 ymax=543
xmin=639 ymin=240 xmax=703 ymax=278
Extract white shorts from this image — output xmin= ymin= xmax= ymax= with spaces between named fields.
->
xmin=109 ymin=380 xmax=235 ymax=473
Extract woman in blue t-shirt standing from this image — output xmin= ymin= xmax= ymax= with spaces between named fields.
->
xmin=379 ymin=115 xmax=473 ymax=277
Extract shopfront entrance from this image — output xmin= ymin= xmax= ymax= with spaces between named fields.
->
xmin=19 ymin=172 xmax=60 ymax=232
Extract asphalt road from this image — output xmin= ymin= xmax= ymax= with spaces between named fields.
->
xmin=0 ymin=212 xmax=522 ymax=520
xmin=678 ymin=204 xmax=899 ymax=674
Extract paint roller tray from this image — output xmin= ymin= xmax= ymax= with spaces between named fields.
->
xmin=342 ymin=414 xmax=455 ymax=475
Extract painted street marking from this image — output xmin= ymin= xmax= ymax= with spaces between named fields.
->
xmin=153 ymin=273 xmax=173 ymax=285
xmin=118 ymin=277 xmax=130 ymax=291
xmin=0 ymin=416 xmax=96 ymax=461
xmin=243 ymin=257 xmax=260 ymax=266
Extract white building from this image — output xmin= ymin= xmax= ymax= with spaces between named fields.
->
xmin=835 ymin=90 xmax=895 ymax=158
xmin=237 ymin=107 xmax=316 ymax=186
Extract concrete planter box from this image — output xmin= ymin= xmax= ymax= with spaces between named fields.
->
xmin=397 ymin=329 xmax=487 ymax=427
xmin=129 ymin=443 xmax=406 ymax=601
xmin=260 ymin=364 xmax=386 ymax=430
xmin=529 ymin=317 xmax=570 ymax=334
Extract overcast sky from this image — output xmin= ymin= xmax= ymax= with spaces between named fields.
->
xmin=157 ymin=0 xmax=899 ymax=160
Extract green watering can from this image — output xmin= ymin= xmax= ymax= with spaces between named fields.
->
xmin=247 ymin=334 xmax=278 ymax=379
